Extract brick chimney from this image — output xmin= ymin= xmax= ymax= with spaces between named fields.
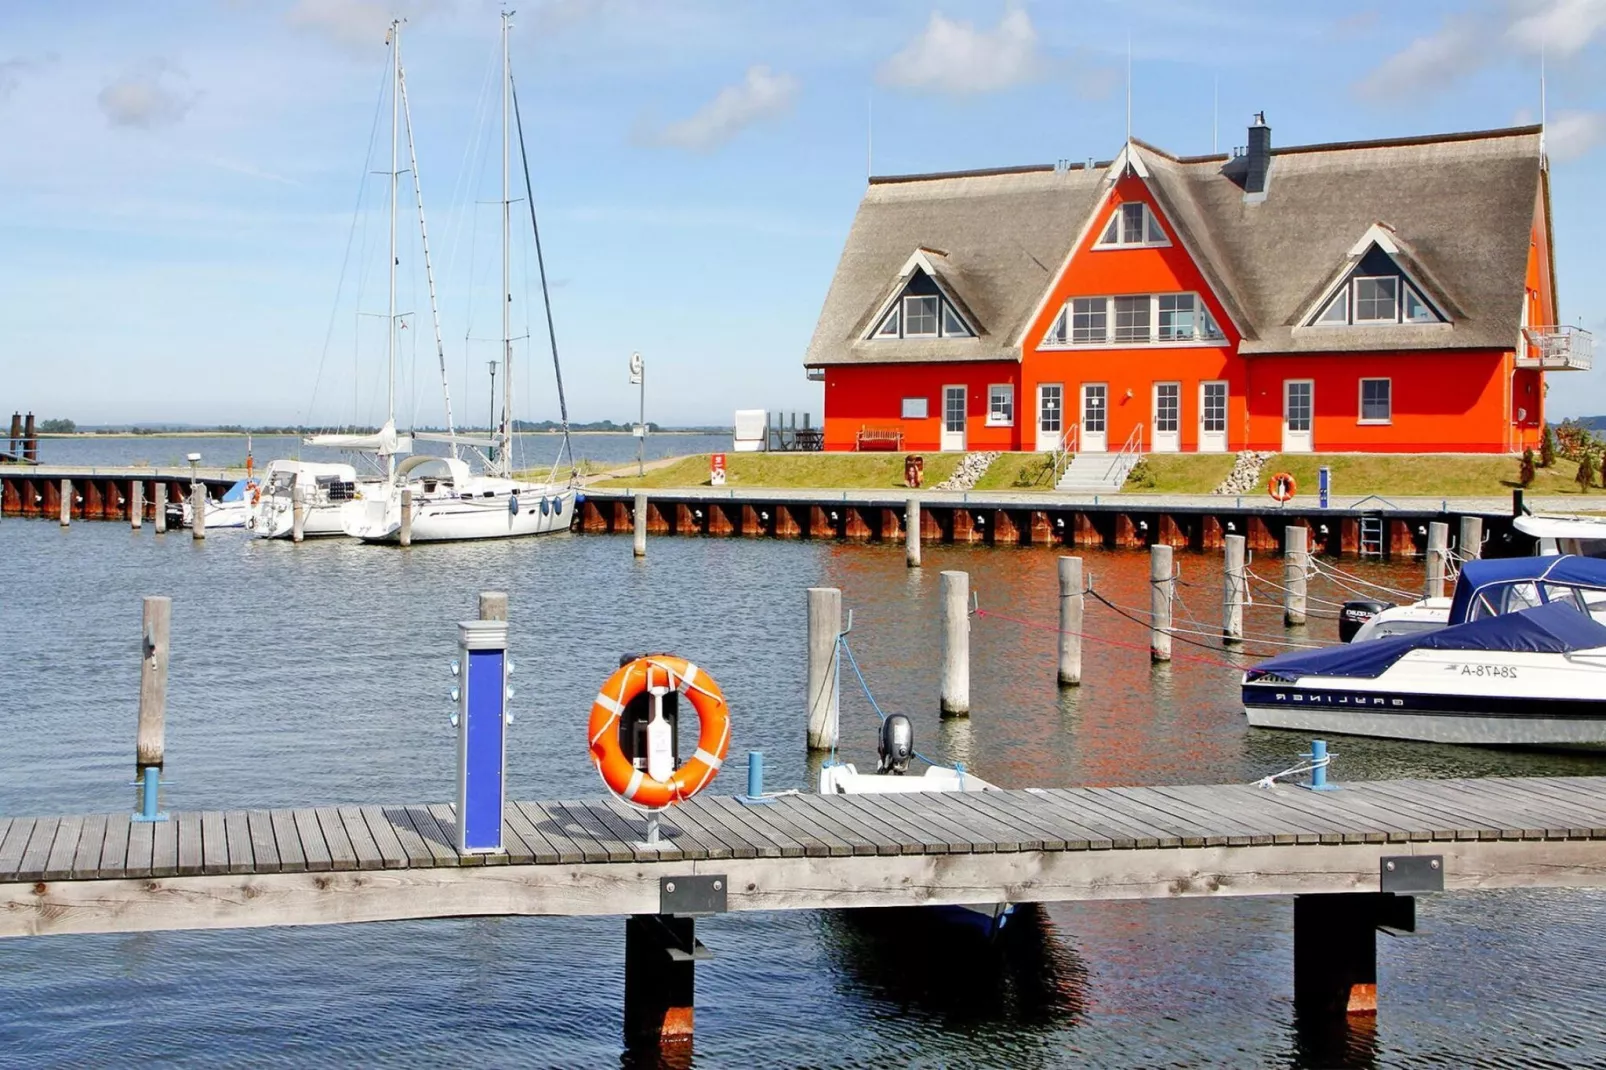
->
xmin=1245 ymin=111 xmax=1271 ymax=196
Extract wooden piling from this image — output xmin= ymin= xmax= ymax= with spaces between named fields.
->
xmin=1057 ymin=557 xmax=1083 ymax=686
xmin=291 ymin=484 xmax=306 ymax=544
xmin=1284 ymin=526 xmax=1308 ymax=626
xmin=130 ymin=480 xmax=143 ymax=530
xmin=154 ymin=486 xmax=167 ymax=534
xmin=633 ymin=492 xmax=648 ymax=558
xmin=1426 ymin=521 xmax=1449 ymax=600
xmin=192 ymin=484 xmax=206 ymax=540
xmin=1459 ymin=516 xmax=1484 ymax=562
xmin=905 ymin=498 xmax=921 ymax=567
xmin=59 ymin=479 xmax=70 ymax=526
xmin=479 ymin=591 xmax=508 ymax=622
xmin=1223 ymin=534 xmax=1247 ymax=643
xmin=1150 ymin=544 xmax=1173 ymax=662
xmin=138 ymin=596 xmax=171 ymax=769
xmin=398 ymin=488 xmax=411 ymax=547
xmin=805 ymin=587 xmax=841 ymax=750
xmin=940 ymin=570 xmax=970 ymax=715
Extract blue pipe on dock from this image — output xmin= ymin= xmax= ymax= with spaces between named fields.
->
xmin=134 ymin=765 xmax=167 ymax=822
xmin=747 ymin=751 xmax=763 ymax=799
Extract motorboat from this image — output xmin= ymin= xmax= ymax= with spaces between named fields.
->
xmin=1515 ymin=513 xmax=1606 ymax=557
xmin=170 ymin=478 xmax=257 ymax=530
xmin=344 ymin=455 xmax=574 ymax=542
xmin=1342 ymin=597 xmax=1452 ymax=643
xmin=820 ymin=714 xmax=1015 ymax=937
xmin=1244 ymin=556 xmax=1606 ymax=746
xmin=249 ymin=459 xmax=363 ymax=539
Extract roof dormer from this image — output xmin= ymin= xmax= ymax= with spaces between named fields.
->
xmin=863 ymin=249 xmax=979 ymax=341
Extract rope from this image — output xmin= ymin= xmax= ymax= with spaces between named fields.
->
xmin=1253 ymin=752 xmax=1330 ymax=789
xmin=974 ymin=606 xmax=1249 ymax=669
xmin=835 ymin=633 xmax=941 ymax=768
xmin=1084 ymin=590 xmax=1323 ymax=652
xmin=1307 ymin=557 xmax=1418 ymax=601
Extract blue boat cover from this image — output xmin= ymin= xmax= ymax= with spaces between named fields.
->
xmin=1449 ymin=554 xmax=1606 ymax=623
xmin=1247 ymin=600 xmax=1606 ymax=682
xmin=219 ymin=479 xmax=250 ymax=503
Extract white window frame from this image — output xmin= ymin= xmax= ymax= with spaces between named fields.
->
xmin=1307 ymin=273 xmax=1443 ymax=328
xmin=1200 ymin=380 xmax=1228 ymax=434
xmin=868 ymin=282 xmax=977 ymax=340
xmin=1352 ymin=276 xmax=1399 ymax=324
xmin=902 ymin=294 xmax=940 ymax=338
xmin=1094 ymin=202 xmax=1171 ymax=249
xmin=986 ymin=384 xmax=1014 ymax=427
xmin=1358 ymin=377 xmax=1392 ymax=425
xmin=1041 ymin=293 xmax=1228 ymax=349
xmin=901 ymin=397 xmax=929 ymax=420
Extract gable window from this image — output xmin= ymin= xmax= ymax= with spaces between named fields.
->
xmin=1304 ymin=246 xmax=1445 ymax=327
xmin=1316 ymin=289 xmax=1348 ymax=325
xmin=1096 ymin=202 xmax=1168 ymax=248
xmin=1359 ymin=378 xmax=1391 ymax=424
xmin=1403 ymin=287 xmax=1434 ymax=323
xmin=987 ymin=385 xmax=1014 ymax=426
xmin=869 ymin=278 xmax=976 ymax=340
xmin=876 ymin=307 xmax=900 ymax=337
xmin=1043 ymin=293 xmax=1225 ymax=347
xmin=1353 ymin=277 xmax=1398 ymax=323
xmin=903 ymin=295 xmax=939 ymax=337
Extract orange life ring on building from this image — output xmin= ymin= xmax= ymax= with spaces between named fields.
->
xmin=587 ymin=655 xmax=729 ymax=808
xmin=1268 ymin=472 xmax=1297 ymax=502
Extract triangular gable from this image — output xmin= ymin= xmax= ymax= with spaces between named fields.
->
xmin=860 ymin=249 xmax=981 ymax=340
xmin=1294 ymin=223 xmax=1456 ymax=327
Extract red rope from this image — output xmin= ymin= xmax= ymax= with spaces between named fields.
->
xmin=973 ymin=608 xmax=1245 ymax=670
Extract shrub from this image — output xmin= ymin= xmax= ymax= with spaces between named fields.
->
xmin=1556 ymin=419 xmax=1596 ymax=461
xmin=1519 ymin=448 xmax=1536 ymax=488
xmin=1125 ymin=458 xmax=1157 ymax=490
xmin=1576 ymin=452 xmax=1596 ymax=494
xmin=1540 ymin=423 xmax=1557 ymax=468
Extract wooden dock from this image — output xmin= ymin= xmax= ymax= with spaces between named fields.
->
xmin=1 ymin=465 xmax=236 ymax=521
xmin=6 ymin=775 xmax=1606 ymax=1043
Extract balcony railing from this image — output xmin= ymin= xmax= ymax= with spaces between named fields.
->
xmin=1520 ymin=325 xmax=1594 ymax=371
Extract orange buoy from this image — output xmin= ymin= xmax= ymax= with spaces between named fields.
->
xmin=1268 ymin=472 xmax=1297 ymax=503
xmin=587 ymin=655 xmax=729 ymax=808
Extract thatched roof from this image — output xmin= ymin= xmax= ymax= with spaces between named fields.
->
xmin=805 ymin=126 xmax=1544 ymax=366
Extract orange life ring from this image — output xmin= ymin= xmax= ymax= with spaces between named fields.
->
xmin=1268 ymin=472 xmax=1297 ymax=502
xmin=587 ymin=655 xmax=729 ymax=809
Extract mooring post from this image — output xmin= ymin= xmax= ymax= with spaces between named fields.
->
xmin=291 ymin=482 xmax=306 ymax=543
xmin=135 ymin=595 xmax=171 ymax=822
xmin=1284 ymin=526 xmax=1308 ymax=626
xmin=940 ymin=570 xmax=970 ymax=715
xmin=1149 ymin=544 xmax=1173 ymax=662
xmin=905 ymin=497 xmax=921 ymax=567
xmin=634 ymin=492 xmax=648 ymax=558
xmin=1458 ymin=515 xmax=1483 ymax=562
xmin=154 ymin=486 xmax=168 ymax=534
xmin=624 ymin=914 xmax=698 ymax=1051
xmin=746 ymin=751 xmax=764 ymax=799
xmin=805 ymin=586 xmax=841 ymax=750
xmin=130 ymin=480 xmax=143 ymax=530
xmin=192 ymin=483 xmax=207 ymax=540
xmin=1057 ymin=556 xmax=1083 ymax=686
xmin=1223 ymin=534 xmax=1247 ymax=643
xmin=479 ymin=590 xmax=508 ymax=622
xmin=398 ymin=487 xmax=412 ymax=547
xmin=59 ymin=478 xmax=70 ymax=526
xmin=1425 ymin=521 xmax=1449 ymax=600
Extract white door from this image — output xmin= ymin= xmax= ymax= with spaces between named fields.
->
xmin=1199 ymin=381 xmax=1228 ymax=452
xmin=941 ymin=386 xmax=967 ymax=451
xmin=1035 ymin=383 xmax=1063 ymax=452
xmin=1080 ymin=383 xmax=1108 ymax=452
xmin=1152 ymin=382 xmax=1180 ymax=453
xmin=1282 ymin=380 xmax=1314 ymax=452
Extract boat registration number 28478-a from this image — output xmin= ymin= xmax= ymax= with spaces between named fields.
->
xmin=1457 ymin=664 xmax=1519 ymax=679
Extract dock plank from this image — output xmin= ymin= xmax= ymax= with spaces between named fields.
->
xmin=1493 ymin=779 xmax=1606 ymax=835
xmin=677 ymin=799 xmax=765 ymax=859
xmin=789 ymin=795 xmax=888 ymax=857
xmin=1145 ymin=786 xmax=1287 ymax=846
xmin=271 ymin=810 xmax=307 ymax=873
xmin=1002 ymin=791 xmax=1116 ymax=850
xmin=657 ymin=800 xmax=744 ymax=859
xmin=97 ymin=816 xmax=130 ymax=878
xmin=962 ymin=791 xmax=1079 ymax=851
xmin=514 ymin=802 xmax=590 ymax=864
xmin=1044 ymin=790 xmax=1179 ymax=848
xmin=701 ymin=796 xmax=802 ymax=858
xmin=1241 ymin=786 xmax=1418 ymax=843
xmin=1421 ymin=780 xmax=1578 ymax=839
xmin=920 ymin=792 xmax=1034 ymax=852
xmin=401 ymin=806 xmax=459 ymax=866
xmin=526 ymin=801 xmax=614 ymax=864
xmin=507 ymin=802 xmax=574 ymax=865
xmin=1091 ymin=788 xmax=1232 ymax=847
xmin=223 ymin=811 xmax=254 ymax=874
xmin=200 ymin=811 xmax=228 ymax=875
xmin=759 ymin=796 xmax=855 ymax=858
xmin=294 ymin=809 xmax=333 ymax=872
xmin=558 ymin=801 xmax=657 ymax=863
xmin=317 ymin=808 xmax=360 ymax=871
xmin=42 ymin=816 xmax=84 ymax=881
xmin=246 ymin=811 xmax=280 ymax=874
xmin=831 ymin=793 xmax=951 ymax=856
xmin=1358 ymin=781 xmax=1524 ymax=840
xmin=69 ymin=815 xmax=110 ymax=880
xmin=356 ymin=806 xmax=410 ymax=869
xmin=873 ymin=793 xmax=988 ymax=853
xmin=151 ymin=817 xmax=179 ymax=878
xmin=123 ymin=819 xmax=154 ymax=880
xmin=596 ymin=797 xmax=706 ymax=861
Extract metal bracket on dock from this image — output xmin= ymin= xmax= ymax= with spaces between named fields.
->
xmin=661 ymin=874 xmax=728 ymax=916
xmin=1380 ymin=855 xmax=1443 ymax=894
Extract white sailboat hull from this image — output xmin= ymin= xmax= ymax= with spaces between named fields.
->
xmin=252 ymin=498 xmax=355 ymax=539
xmin=347 ymin=483 xmax=575 ymax=543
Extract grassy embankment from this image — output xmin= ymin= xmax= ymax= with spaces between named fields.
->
xmin=586 ymin=452 xmax=964 ymax=490
xmin=1128 ymin=453 xmax=1595 ymax=498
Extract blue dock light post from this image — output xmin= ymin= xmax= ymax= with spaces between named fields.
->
xmin=1318 ymin=465 xmax=1331 ymax=510
xmin=455 ymin=618 xmax=510 ymax=854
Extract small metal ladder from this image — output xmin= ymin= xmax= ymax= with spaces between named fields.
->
xmin=1359 ymin=514 xmax=1385 ymax=558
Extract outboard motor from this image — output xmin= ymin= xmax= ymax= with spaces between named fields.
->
xmin=877 ymin=714 xmax=914 ymax=774
xmin=1339 ymin=599 xmax=1391 ymax=643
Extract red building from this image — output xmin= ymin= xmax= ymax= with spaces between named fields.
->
xmin=804 ymin=119 xmax=1591 ymax=458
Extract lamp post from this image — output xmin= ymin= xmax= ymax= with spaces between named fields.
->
xmin=629 ymin=351 xmax=645 ymax=477
xmin=487 ymin=360 xmax=498 ymax=463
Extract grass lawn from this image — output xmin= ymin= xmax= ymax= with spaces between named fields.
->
xmin=971 ymin=452 xmax=1061 ymax=491
xmin=586 ymin=452 xmax=965 ymax=490
xmin=1122 ymin=454 xmax=1238 ymax=494
xmin=1258 ymin=454 xmax=1592 ymax=499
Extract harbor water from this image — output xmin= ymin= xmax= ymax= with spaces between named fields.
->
xmin=1 ymin=516 xmax=1603 ymax=1067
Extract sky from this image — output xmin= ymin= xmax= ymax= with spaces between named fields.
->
xmin=3 ymin=0 xmax=1605 ymax=429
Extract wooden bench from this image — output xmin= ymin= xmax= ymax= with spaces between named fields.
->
xmin=855 ymin=427 xmax=903 ymax=451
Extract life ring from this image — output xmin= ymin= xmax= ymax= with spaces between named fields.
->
xmin=250 ymin=485 xmax=261 ymax=506
xmin=1268 ymin=472 xmax=1297 ymax=502
xmin=587 ymin=655 xmax=729 ymax=809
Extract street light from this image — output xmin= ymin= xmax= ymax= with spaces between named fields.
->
xmin=628 ymin=351 xmax=645 ymax=477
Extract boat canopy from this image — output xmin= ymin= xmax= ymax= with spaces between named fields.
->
xmin=304 ymin=419 xmax=413 ymax=455
xmin=394 ymin=454 xmax=473 ymax=486
xmin=1248 ymin=600 xmax=1606 ymax=682
xmin=218 ymin=479 xmax=252 ymax=502
xmin=262 ymin=459 xmax=358 ymax=481
xmin=1448 ymin=554 xmax=1606 ymax=624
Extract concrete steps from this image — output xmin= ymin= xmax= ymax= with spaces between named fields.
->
xmin=1056 ymin=451 xmax=1137 ymax=493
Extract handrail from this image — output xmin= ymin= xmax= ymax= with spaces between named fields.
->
xmin=1051 ymin=423 xmax=1078 ymax=484
xmin=1103 ymin=423 xmax=1143 ymax=484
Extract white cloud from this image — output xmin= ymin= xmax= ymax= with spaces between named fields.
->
xmin=98 ymin=61 xmax=197 ymax=129
xmin=1547 ymin=109 xmax=1606 ymax=161
xmin=641 ymin=65 xmax=799 ymax=152
xmin=1354 ymin=14 xmax=1486 ymax=100
xmin=879 ymin=7 xmax=1042 ymax=95
xmin=1508 ymin=0 xmax=1606 ymax=56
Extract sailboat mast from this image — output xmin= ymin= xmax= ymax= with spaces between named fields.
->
xmin=498 ymin=11 xmax=513 ymax=478
xmin=386 ymin=19 xmax=401 ymax=480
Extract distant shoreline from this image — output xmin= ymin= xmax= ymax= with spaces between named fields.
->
xmin=37 ymin=429 xmax=733 ymax=439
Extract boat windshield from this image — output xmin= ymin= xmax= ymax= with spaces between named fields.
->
xmin=1451 ymin=555 xmax=1606 ymax=625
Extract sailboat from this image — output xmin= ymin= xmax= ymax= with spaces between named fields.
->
xmin=253 ymin=20 xmax=419 ymax=540
xmin=345 ymin=12 xmax=577 ymax=543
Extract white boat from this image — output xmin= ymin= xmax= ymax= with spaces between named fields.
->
xmin=347 ymin=13 xmax=576 ymax=544
xmin=1515 ymin=512 xmax=1606 ymax=557
xmin=249 ymin=459 xmax=363 ymax=539
xmin=1347 ymin=597 xmax=1452 ymax=643
xmin=1245 ymin=555 xmax=1606 ymax=746
xmin=172 ymin=478 xmax=256 ymax=530
xmin=819 ymin=715 xmax=1014 ymax=937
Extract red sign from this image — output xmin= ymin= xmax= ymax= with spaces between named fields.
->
xmin=710 ymin=453 xmax=726 ymax=486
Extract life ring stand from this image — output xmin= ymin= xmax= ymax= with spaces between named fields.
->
xmin=1268 ymin=472 xmax=1297 ymax=503
xmin=587 ymin=655 xmax=729 ymax=810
